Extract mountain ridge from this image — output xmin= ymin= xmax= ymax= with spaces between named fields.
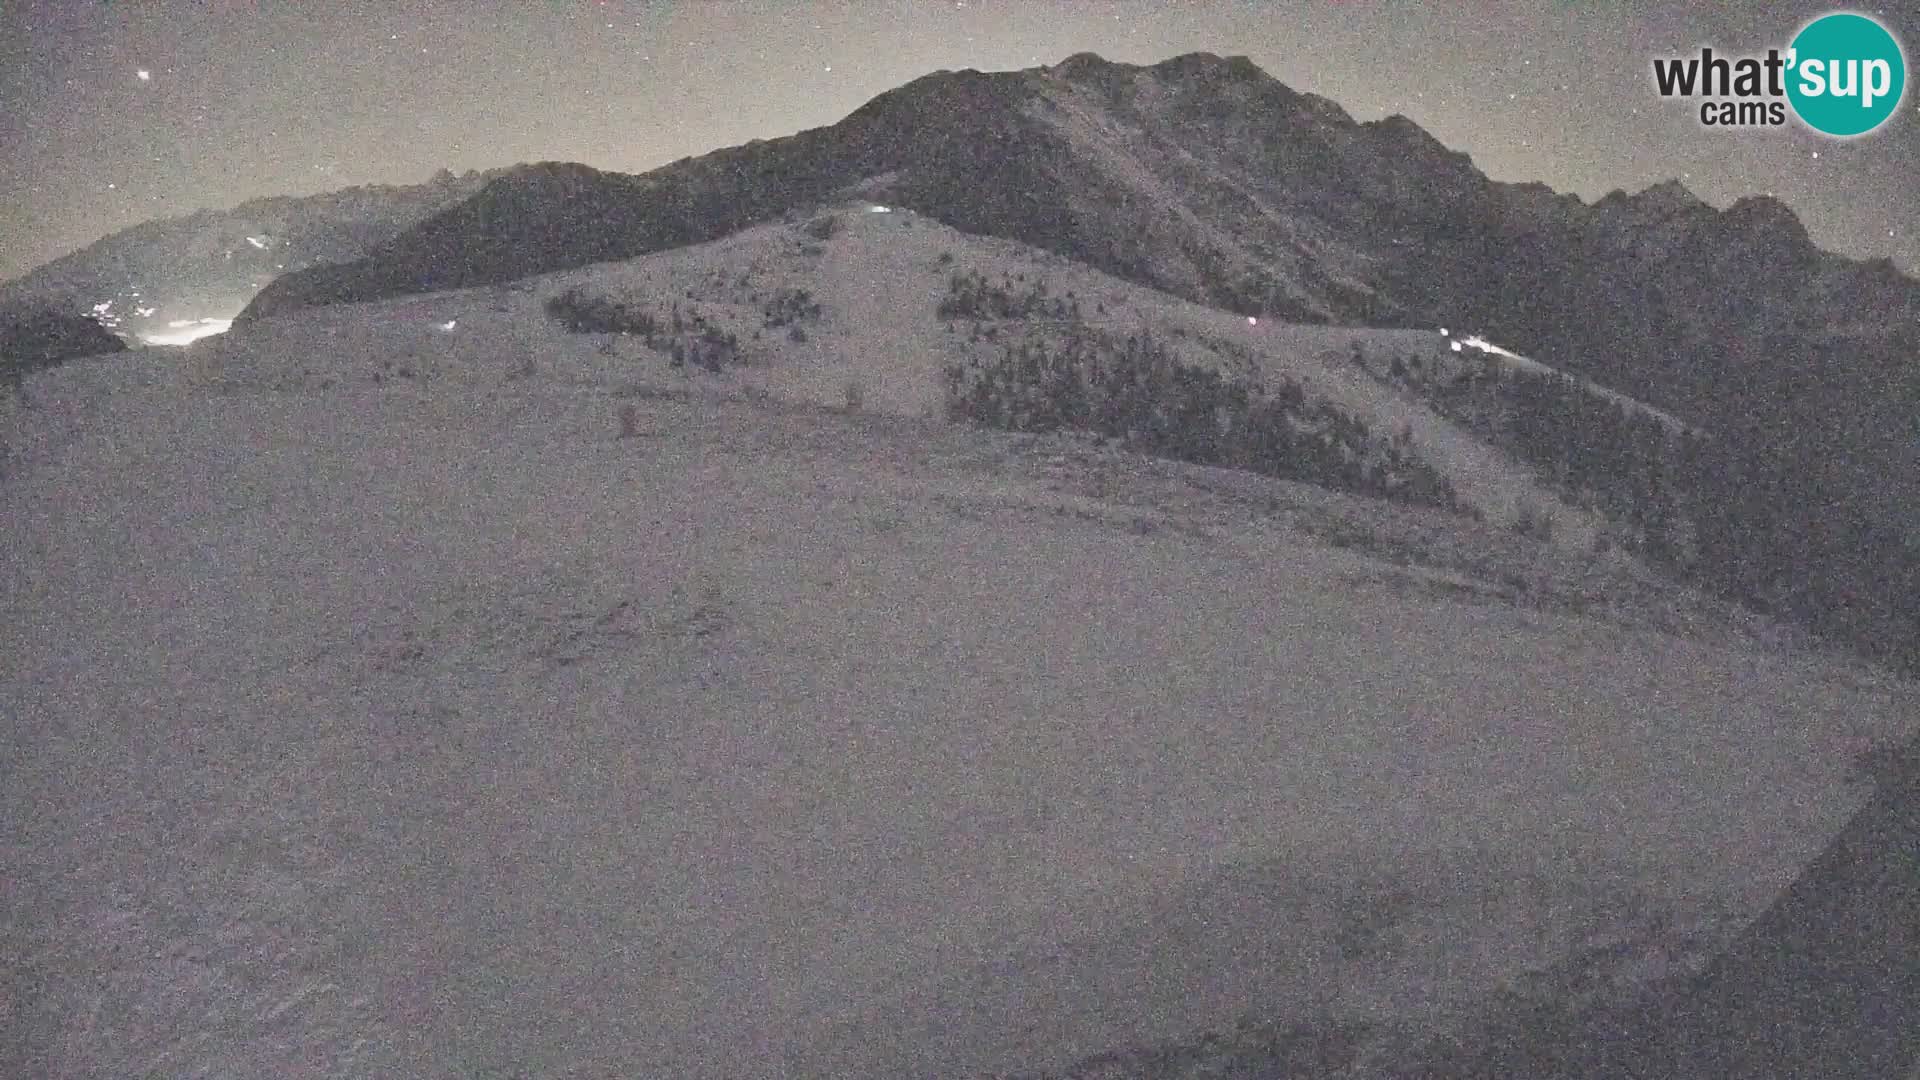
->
xmin=0 ymin=168 xmax=511 ymax=339
xmin=227 ymin=51 xmax=1920 ymax=667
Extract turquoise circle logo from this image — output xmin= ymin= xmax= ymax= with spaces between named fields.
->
xmin=1786 ymin=12 xmax=1906 ymax=136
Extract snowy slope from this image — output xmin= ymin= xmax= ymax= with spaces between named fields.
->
xmin=516 ymin=208 xmax=1649 ymax=551
xmin=5 ymin=214 xmax=1913 ymax=1078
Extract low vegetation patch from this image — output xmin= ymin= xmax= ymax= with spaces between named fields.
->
xmin=545 ymin=287 xmax=659 ymax=338
xmin=937 ymin=268 xmax=1081 ymax=322
xmin=943 ymin=325 xmax=1467 ymax=514
xmin=545 ymin=288 xmax=741 ymax=374
xmin=760 ymin=287 xmax=821 ymax=329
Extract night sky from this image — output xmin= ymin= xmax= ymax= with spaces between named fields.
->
xmin=4 ymin=0 xmax=1918 ymax=281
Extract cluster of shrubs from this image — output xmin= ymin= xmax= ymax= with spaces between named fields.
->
xmin=1356 ymin=346 xmax=1688 ymax=554
xmin=944 ymin=328 xmax=1466 ymax=513
xmin=761 ymin=287 xmax=821 ymax=330
xmin=544 ymin=288 xmax=738 ymax=373
xmin=937 ymin=270 xmax=1081 ymax=322
xmin=1499 ymin=370 xmax=1672 ymax=544
xmin=666 ymin=305 xmax=739 ymax=372
xmin=1488 ymin=366 xmax=1687 ymax=548
xmin=545 ymin=287 xmax=659 ymax=338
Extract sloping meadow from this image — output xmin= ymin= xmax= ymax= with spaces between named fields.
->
xmin=6 ymin=307 xmax=1912 ymax=1076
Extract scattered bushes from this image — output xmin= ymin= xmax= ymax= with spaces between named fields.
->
xmin=761 ymin=287 xmax=821 ymax=328
xmin=1510 ymin=498 xmax=1557 ymax=543
xmin=546 ymin=288 xmax=738 ymax=373
xmin=545 ymin=287 xmax=658 ymax=338
xmin=937 ymin=269 xmax=1079 ymax=322
xmin=1368 ymin=348 xmax=1683 ymax=557
xmin=944 ymin=327 xmax=1466 ymax=513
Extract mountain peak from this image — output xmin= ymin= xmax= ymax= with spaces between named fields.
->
xmin=1634 ymin=178 xmax=1706 ymax=211
xmin=1372 ymin=113 xmax=1446 ymax=146
xmin=1051 ymin=51 xmax=1117 ymax=78
xmin=1592 ymin=179 xmax=1710 ymax=225
xmin=1141 ymin=51 xmax=1272 ymax=89
xmin=1720 ymin=193 xmax=1810 ymax=248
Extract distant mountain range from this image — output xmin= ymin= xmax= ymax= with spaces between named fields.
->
xmin=0 ymin=168 xmax=508 ymax=341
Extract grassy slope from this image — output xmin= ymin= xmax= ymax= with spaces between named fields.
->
xmin=4 ymin=216 xmax=1913 ymax=1078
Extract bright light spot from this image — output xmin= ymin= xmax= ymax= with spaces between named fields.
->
xmin=246 ymin=235 xmax=268 ymax=249
xmin=141 ymin=318 xmax=232 ymax=346
xmin=1439 ymin=327 xmax=1449 ymax=336
xmin=1247 ymin=316 xmax=1258 ymax=325
xmin=135 ymin=306 xmax=157 ymax=317
xmin=1450 ymin=340 xmax=1463 ymax=352
xmin=438 ymin=320 xmax=457 ymax=331
xmin=91 ymin=300 xmax=114 ymax=315
xmin=867 ymin=204 xmax=890 ymax=213
xmin=136 ymin=69 xmax=151 ymax=81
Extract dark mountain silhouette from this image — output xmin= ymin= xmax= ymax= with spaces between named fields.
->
xmin=0 ymin=168 xmax=507 ymax=340
xmin=1 ymin=307 xmax=126 ymax=378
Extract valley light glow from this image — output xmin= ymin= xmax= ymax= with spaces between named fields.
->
xmin=140 ymin=317 xmax=232 ymax=345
